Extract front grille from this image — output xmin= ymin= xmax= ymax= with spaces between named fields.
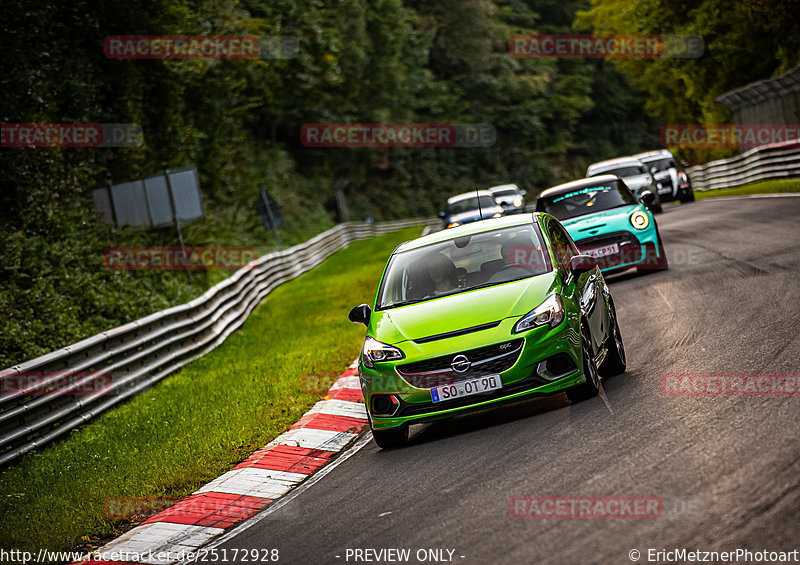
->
xmin=575 ymin=231 xmax=643 ymax=270
xmin=395 ymin=371 xmax=542 ymax=416
xmin=396 ymin=339 xmax=524 ymax=389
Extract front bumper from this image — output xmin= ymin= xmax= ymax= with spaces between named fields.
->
xmin=573 ymin=228 xmax=659 ymax=273
xmin=360 ymin=315 xmax=585 ymax=430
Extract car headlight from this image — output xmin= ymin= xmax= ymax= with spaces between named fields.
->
xmin=630 ymin=211 xmax=650 ymax=230
xmin=361 ymin=337 xmax=404 ymax=368
xmin=513 ymin=198 xmax=523 ymax=207
xmin=513 ymin=294 xmax=565 ymax=333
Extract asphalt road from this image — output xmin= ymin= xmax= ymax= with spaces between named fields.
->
xmin=215 ymin=196 xmax=800 ymax=565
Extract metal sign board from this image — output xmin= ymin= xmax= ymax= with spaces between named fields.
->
xmin=110 ymin=180 xmax=151 ymax=228
xmin=256 ymin=190 xmax=283 ymax=229
xmin=167 ymin=167 xmax=204 ymax=223
xmin=143 ymin=174 xmax=174 ymax=228
xmin=92 ymin=187 xmax=114 ymax=224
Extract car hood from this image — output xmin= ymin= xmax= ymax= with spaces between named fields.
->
xmin=561 ymin=205 xmax=641 ymax=238
xmin=372 ymin=272 xmax=559 ymax=344
xmin=447 ymin=207 xmax=503 ymax=224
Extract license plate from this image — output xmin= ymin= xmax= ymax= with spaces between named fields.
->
xmin=431 ymin=374 xmax=502 ymax=403
xmin=585 ymin=243 xmax=619 ymax=258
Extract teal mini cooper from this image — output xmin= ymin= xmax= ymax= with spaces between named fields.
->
xmin=348 ymin=214 xmax=626 ymax=448
xmin=536 ymin=175 xmax=668 ymax=273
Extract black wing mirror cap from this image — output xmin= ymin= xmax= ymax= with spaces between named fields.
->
xmin=349 ymin=304 xmax=371 ymax=325
xmin=640 ymin=190 xmax=656 ymax=205
xmin=570 ymin=254 xmax=598 ymax=276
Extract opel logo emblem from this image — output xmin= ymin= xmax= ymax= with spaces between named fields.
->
xmin=451 ymin=354 xmax=471 ymax=373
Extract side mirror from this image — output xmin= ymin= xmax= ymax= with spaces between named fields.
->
xmin=640 ymin=190 xmax=656 ymax=206
xmin=520 ymin=189 xmax=527 ymax=196
xmin=650 ymin=166 xmax=658 ymax=175
xmin=348 ymin=304 xmax=371 ymax=325
xmin=570 ymin=254 xmax=597 ymax=276
xmin=438 ymin=211 xmax=446 ymax=219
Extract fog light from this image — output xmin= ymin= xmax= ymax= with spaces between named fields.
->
xmin=535 ymin=354 xmax=577 ymax=381
xmin=371 ymin=394 xmax=400 ymax=416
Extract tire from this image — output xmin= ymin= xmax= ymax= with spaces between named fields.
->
xmin=599 ymin=300 xmax=626 ymax=378
xmin=566 ymin=323 xmax=600 ymax=403
xmin=637 ymin=230 xmax=668 ymax=272
xmin=680 ymin=190 xmax=695 ymax=203
xmin=371 ymin=425 xmax=408 ymax=449
xmin=652 ymin=203 xmax=663 ymax=214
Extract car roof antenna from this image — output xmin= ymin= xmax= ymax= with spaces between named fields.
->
xmin=476 ymin=186 xmax=483 ymax=219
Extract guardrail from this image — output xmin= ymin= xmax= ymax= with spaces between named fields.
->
xmin=0 ymin=219 xmax=435 ymax=467
xmin=687 ymin=139 xmax=800 ymax=190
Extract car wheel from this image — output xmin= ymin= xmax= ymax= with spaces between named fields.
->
xmin=638 ymin=230 xmax=668 ymax=272
xmin=371 ymin=424 xmax=408 ymax=449
xmin=599 ymin=300 xmax=626 ymax=378
xmin=566 ymin=323 xmax=600 ymax=403
xmin=653 ymin=203 xmax=664 ymax=214
xmin=680 ymin=190 xmax=695 ymax=203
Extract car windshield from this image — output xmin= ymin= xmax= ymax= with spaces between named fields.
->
xmin=446 ymin=195 xmax=497 ymax=215
xmin=643 ymin=157 xmax=676 ymax=171
xmin=537 ymin=181 xmax=637 ymax=221
xmin=492 ymin=189 xmax=518 ymax=198
xmin=590 ymin=165 xmax=647 ymax=178
xmin=376 ymin=225 xmax=549 ymax=309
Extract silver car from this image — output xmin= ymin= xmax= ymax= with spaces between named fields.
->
xmin=438 ymin=190 xmax=505 ymax=228
xmin=631 ymin=149 xmax=695 ymax=203
xmin=487 ymin=183 xmax=527 ymax=214
xmin=586 ymin=157 xmax=662 ymax=213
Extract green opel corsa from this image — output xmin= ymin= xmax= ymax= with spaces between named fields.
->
xmin=348 ymin=214 xmax=626 ymax=448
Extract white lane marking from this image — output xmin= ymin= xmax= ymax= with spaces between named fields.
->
xmin=655 ymin=285 xmax=674 ymax=311
xmin=269 ymin=427 xmax=358 ymax=451
xmin=598 ymin=381 xmax=614 ymax=416
xmin=195 ymin=467 xmax=307 ymax=499
xmin=307 ymin=399 xmax=368 ymax=419
xmin=100 ymin=522 xmax=225 ymax=564
xmin=178 ymin=433 xmax=372 ymax=563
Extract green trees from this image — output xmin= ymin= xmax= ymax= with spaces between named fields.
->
xmin=575 ymin=0 xmax=800 ymax=162
xmin=0 ymin=0 xmax=658 ymax=365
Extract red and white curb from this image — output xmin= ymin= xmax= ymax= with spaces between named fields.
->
xmin=73 ymin=363 xmax=365 ymax=565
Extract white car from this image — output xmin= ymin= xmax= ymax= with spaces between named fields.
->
xmin=586 ymin=157 xmax=662 ymax=213
xmin=438 ymin=190 xmax=505 ymax=229
xmin=487 ymin=183 xmax=527 ymax=214
xmin=631 ymin=149 xmax=695 ymax=203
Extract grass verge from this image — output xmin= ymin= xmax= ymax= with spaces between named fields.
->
xmin=695 ymin=178 xmax=800 ymax=199
xmin=0 ymin=226 xmax=422 ymax=558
